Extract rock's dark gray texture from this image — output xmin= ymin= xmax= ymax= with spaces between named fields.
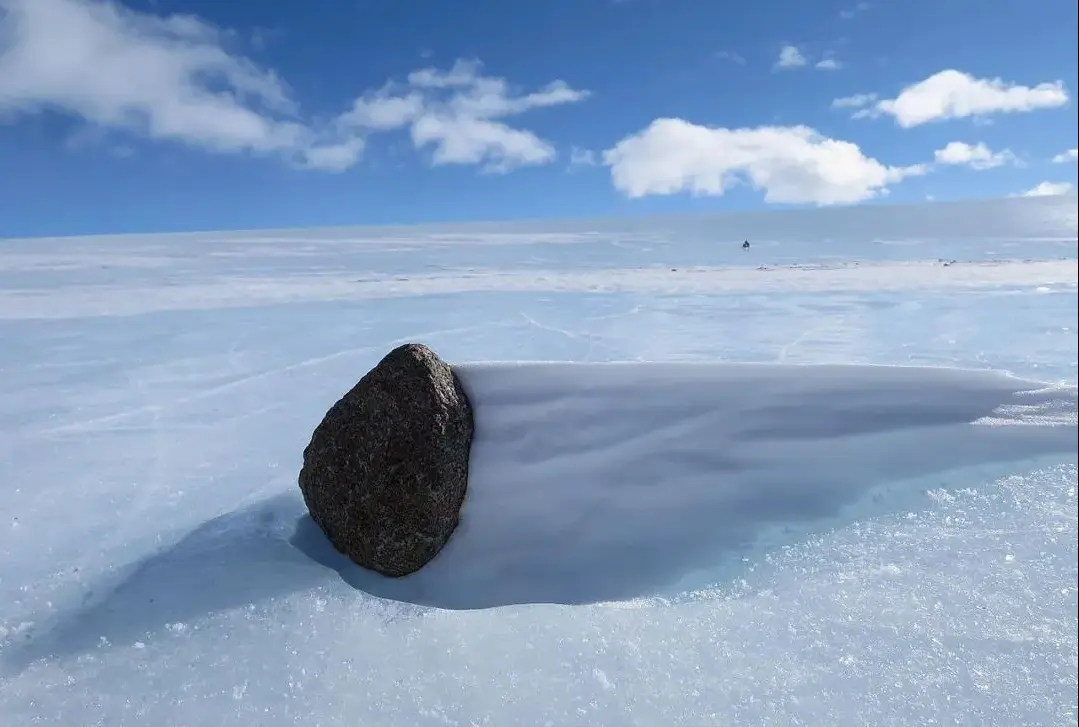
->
xmin=298 ymin=343 xmax=474 ymax=577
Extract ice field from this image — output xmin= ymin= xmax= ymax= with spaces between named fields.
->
xmin=0 ymin=194 xmax=1077 ymax=726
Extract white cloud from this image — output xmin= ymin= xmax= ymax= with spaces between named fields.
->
xmin=339 ymin=93 xmax=425 ymax=131
xmin=1021 ymin=181 xmax=1074 ymax=197
xmin=715 ymin=51 xmax=746 ymax=65
xmin=338 ymin=59 xmax=589 ymax=173
xmin=839 ymin=2 xmax=871 ymax=19
xmin=933 ymin=141 xmax=1016 ymax=170
xmin=775 ymin=45 xmax=841 ymax=71
xmin=602 ymin=118 xmax=926 ymax=205
xmin=569 ymin=147 xmax=598 ymax=168
xmin=410 ymin=116 xmax=552 ymax=172
xmin=0 ymin=0 xmax=357 ymax=169
xmin=832 ymin=93 xmax=878 ymax=109
xmin=775 ymin=46 xmax=807 ymax=70
xmin=848 ymin=69 xmax=1070 ymax=127
xmin=0 ymin=0 xmax=587 ymax=173
xmin=1052 ymin=147 xmax=1078 ymax=163
xmin=297 ymin=138 xmax=367 ymax=173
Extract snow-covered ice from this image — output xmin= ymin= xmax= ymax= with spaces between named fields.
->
xmin=0 ymin=195 xmax=1077 ymax=726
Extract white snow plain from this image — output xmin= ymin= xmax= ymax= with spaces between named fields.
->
xmin=0 ymin=194 xmax=1077 ymax=726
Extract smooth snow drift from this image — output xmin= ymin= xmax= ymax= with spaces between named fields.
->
xmin=6 ymin=362 xmax=1072 ymax=675
xmin=291 ymin=362 xmax=1076 ymax=610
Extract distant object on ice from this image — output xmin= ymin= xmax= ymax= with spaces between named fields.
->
xmin=298 ymin=343 xmax=474 ymax=577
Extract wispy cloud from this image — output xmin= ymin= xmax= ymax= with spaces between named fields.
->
xmin=715 ymin=51 xmax=746 ymax=65
xmin=568 ymin=147 xmax=598 ymax=169
xmin=839 ymin=2 xmax=871 ymax=20
xmin=832 ymin=93 xmax=879 ymax=109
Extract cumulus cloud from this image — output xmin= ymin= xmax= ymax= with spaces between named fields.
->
xmin=774 ymin=46 xmax=807 ymax=70
xmin=338 ymin=59 xmax=589 ymax=173
xmin=775 ymin=45 xmax=842 ymax=71
xmin=1020 ymin=181 xmax=1074 ymax=197
xmin=841 ymin=69 xmax=1070 ymax=127
xmin=0 ymin=0 xmax=359 ymax=169
xmin=0 ymin=0 xmax=587 ymax=173
xmin=933 ymin=141 xmax=1016 ymax=170
xmin=1052 ymin=148 xmax=1078 ymax=163
xmin=602 ymin=118 xmax=926 ymax=205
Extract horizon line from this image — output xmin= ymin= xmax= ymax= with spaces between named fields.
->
xmin=2 ymin=192 xmax=1076 ymax=243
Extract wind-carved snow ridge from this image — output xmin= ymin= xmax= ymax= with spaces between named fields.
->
xmin=287 ymin=362 xmax=1078 ymax=611
xmin=971 ymin=383 xmax=1078 ymax=427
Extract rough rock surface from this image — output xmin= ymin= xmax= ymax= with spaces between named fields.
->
xmin=298 ymin=343 xmax=474 ymax=577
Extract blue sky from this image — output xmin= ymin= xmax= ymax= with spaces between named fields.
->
xmin=0 ymin=0 xmax=1076 ymax=237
